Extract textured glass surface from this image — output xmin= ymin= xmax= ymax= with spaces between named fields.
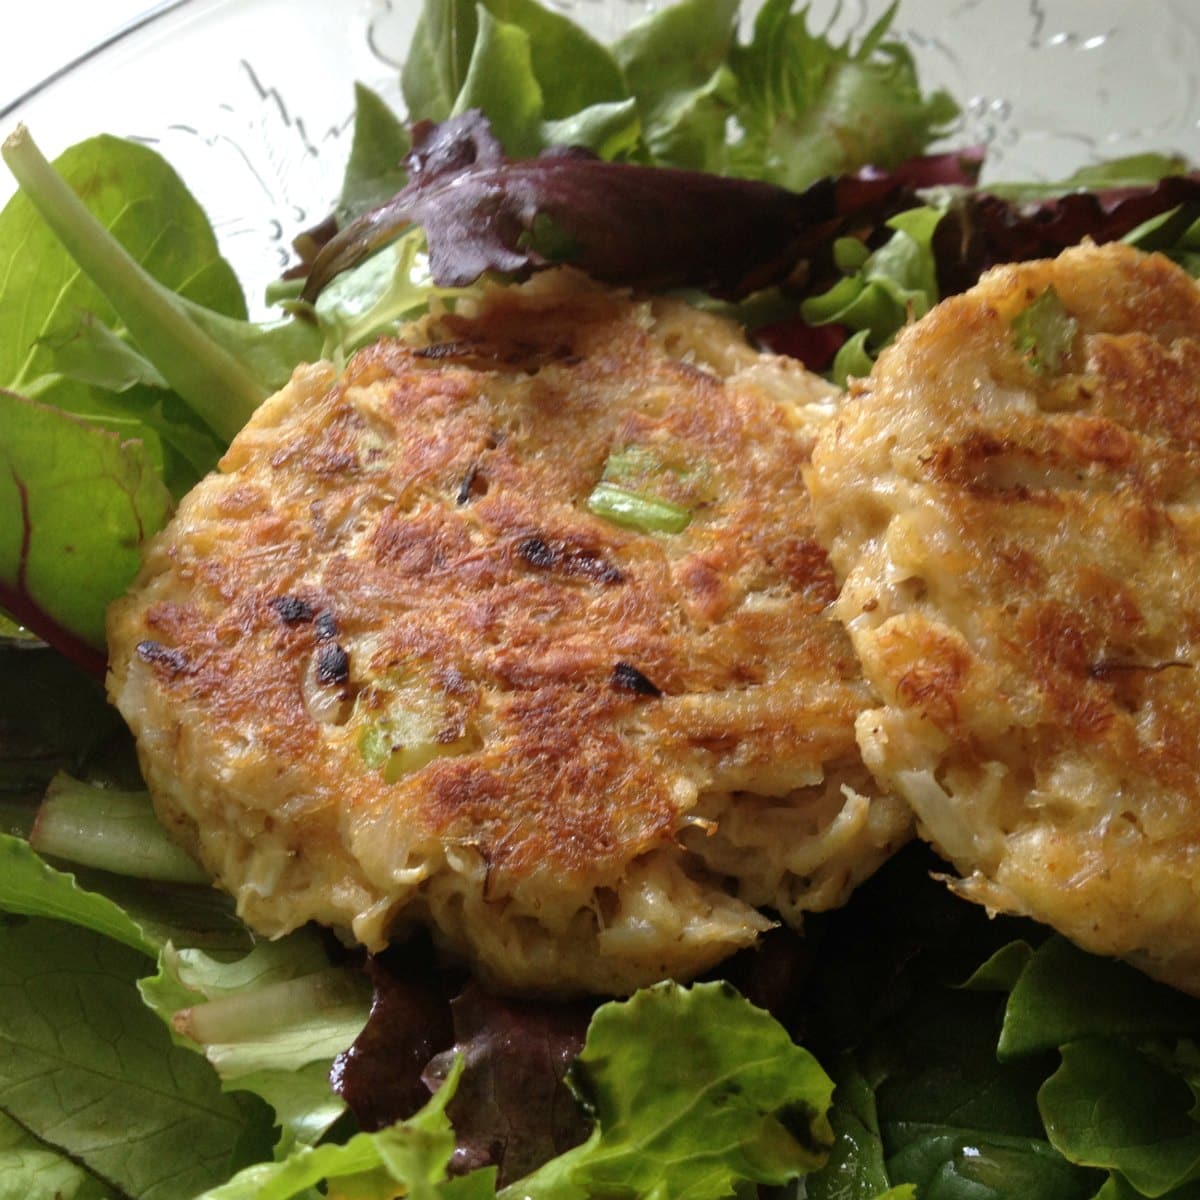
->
xmin=3 ymin=0 xmax=1197 ymax=310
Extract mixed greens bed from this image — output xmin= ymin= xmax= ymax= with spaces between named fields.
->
xmin=4 ymin=1 xmax=1200 ymax=1197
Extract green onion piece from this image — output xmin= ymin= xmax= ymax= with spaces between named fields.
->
xmin=358 ymin=716 xmax=450 ymax=782
xmin=602 ymin=445 xmax=661 ymax=482
xmin=1012 ymin=285 xmax=1078 ymax=374
xmin=30 ymin=773 xmax=209 ymax=884
xmin=587 ymin=481 xmax=692 ymax=534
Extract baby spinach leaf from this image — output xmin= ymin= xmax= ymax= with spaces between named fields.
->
xmin=1041 ymin=1040 xmax=1200 ymax=1196
xmin=2 ymin=127 xmax=323 ymax=445
xmin=803 ymin=1055 xmax=894 ymax=1200
xmin=451 ymin=8 xmax=545 ymax=158
xmin=999 ymin=938 xmax=1200 ymax=1061
xmin=0 ymin=636 xmax=118 ymax=797
xmin=338 ymin=83 xmax=412 ymax=223
xmin=403 ymin=0 xmax=629 ymax=159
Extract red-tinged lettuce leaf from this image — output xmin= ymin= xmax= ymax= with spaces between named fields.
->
xmin=422 ymin=983 xmax=592 ymax=1185
xmin=934 ymin=174 xmax=1200 ymax=297
xmin=330 ymin=949 xmax=456 ymax=1133
xmin=301 ymin=110 xmax=914 ymax=303
xmin=331 ymin=952 xmax=590 ymax=1187
xmin=0 ymin=390 xmax=172 ymax=673
xmin=857 ymin=145 xmax=984 ymax=189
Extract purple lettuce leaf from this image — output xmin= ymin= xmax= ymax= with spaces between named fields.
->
xmin=328 ymin=949 xmax=456 ymax=1132
xmin=934 ymin=174 xmax=1200 ymax=296
xmin=422 ymin=982 xmax=594 ymax=1186
xmin=300 ymin=110 xmax=917 ymax=303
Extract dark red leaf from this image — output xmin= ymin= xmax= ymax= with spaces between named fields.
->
xmin=301 ymin=111 xmax=916 ymax=303
xmin=422 ymin=982 xmax=594 ymax=1185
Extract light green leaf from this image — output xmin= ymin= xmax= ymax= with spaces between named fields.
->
xmin=402 ymin=0 xmax=480 ymax=124
xmin=0 ymin=833 xmax=159 ymax=955
xmin=142 ymin=938 xmax=369 ymax=1152
xmin=480 ymin=0 xmax=626 ymax=119
xmin=450 ymin=7 xmax=544 ymax=158
xmin=613 ymin=0 xmax=739 ymax=170
xmin=193 ymin=1056 xmax=467 ymax=1200
xmin=509 ymin=980 xmax=835 ymax=1200
xmin=337 ymin=83 xmax=411 ymax=223
xmin=0 ymin=1110 xmax=117 ymax=1200
xmin=728 ymin=0 xmax=958 ymax=188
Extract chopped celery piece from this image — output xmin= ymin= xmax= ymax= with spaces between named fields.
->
xmin=587 ymin=481 xmax=692 ymax=534
xmin=1012 ymin=285 xmax=1078 ymax=374
xmin=359 ymin=717 xmax=443 ymax=782
xmin=30 ymin=773 xmax=209 ymax=884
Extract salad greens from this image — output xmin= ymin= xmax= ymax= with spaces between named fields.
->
xmin=2 ymin=0 xmax=1200 ymax=1197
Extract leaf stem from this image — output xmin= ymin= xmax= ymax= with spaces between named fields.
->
xmin=174 ymin=969 xmax=370 ymax=1045
xmin=30 ymin=773 xmax=210 ymax=883
xmin=1 ymin=124 xmax=265 ymax=442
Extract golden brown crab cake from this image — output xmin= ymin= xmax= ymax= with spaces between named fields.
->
xmin=107 ymin=269 xmax=911 ymax=997
xmin=807 ymin=241 xmax=1200 ymax=993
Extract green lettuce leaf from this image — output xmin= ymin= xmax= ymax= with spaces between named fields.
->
xmin=193 ymin=1056 xmax=468 ymax=1200
xmin=802 ymin=204 xmax=945 ymax=363
xmin=727 ymin=0 xmax=958 ymax=188
xmin=0 ymin=831 xmax=250 ymax=955
xmin=141 ymin=939 xmax=369 ymax=1152
xmin=613 ymin=0 xmax=739 ymax=170
xmin=0 ymin=916 xmax=274 ymax=1199
xmin=0 ymin=1110 xmax=117 ymax=1200
xmin=513 ymin=980 xmax=834 ymax=1199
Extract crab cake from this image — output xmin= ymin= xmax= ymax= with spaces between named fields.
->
xmin=106 ymin=269 xmax=910 ymax=996
xmin=807 ymin=241 xmax=1200 ymax=993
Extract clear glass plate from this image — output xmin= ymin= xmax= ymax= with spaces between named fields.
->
xmin=3 ymin=0 xmax=1198 ymax=314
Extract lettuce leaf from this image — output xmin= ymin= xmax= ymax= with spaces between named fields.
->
xmin=142 ymin=939 xmax=370 ymax=1154
xmin=514 ymin=981 xmax=834 ymax=1199
xmin=0 ymin=1110 xmax=117 ymax=1200
xmin=0 ymin=916 xmax=274 ymax=1199
xmin=612 ymin=0 xmax=738 ymax=170
xmin=727 ymin=0 xmax=958 ymax=188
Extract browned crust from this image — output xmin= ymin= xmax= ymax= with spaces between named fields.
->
xmin=109 ymin=273 xmax=887 ymax=978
